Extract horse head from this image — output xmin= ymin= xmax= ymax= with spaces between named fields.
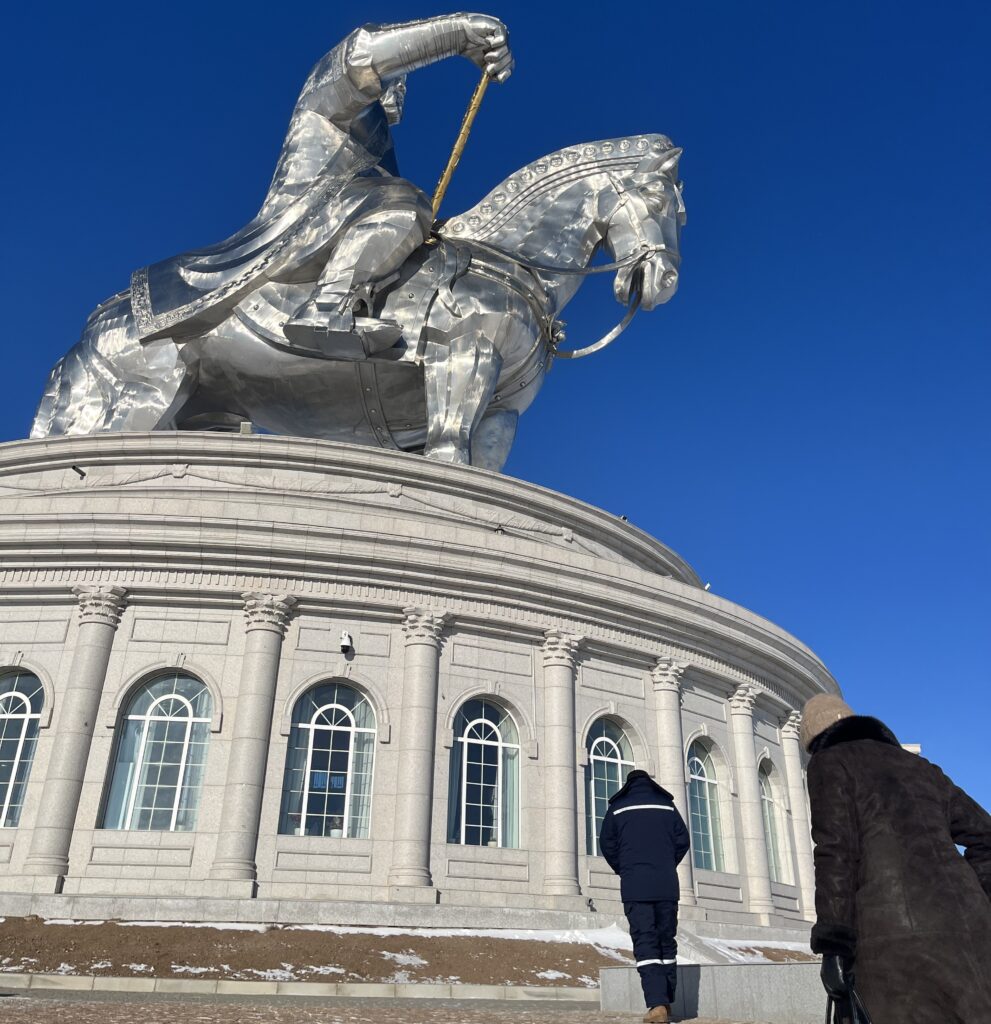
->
xmin=442 ymin=134 xmax=685 ymax=315
xmin=603 ymin=143 xmax=685 ymax=311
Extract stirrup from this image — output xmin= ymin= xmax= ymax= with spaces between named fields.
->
xmin=283 ymin=312 xmax=402 ymax=360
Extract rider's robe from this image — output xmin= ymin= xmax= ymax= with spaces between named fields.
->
xmin=132 ymin=27 xmax=401 ymax=340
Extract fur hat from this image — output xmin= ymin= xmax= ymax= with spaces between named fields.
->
xmin=800 ymin=693 xmax=854 ymax=751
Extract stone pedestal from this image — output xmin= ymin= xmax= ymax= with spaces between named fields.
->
xmin=388 ymin=608 xmax=449 ymax=888
xmin=209 ymin=592 xmax=295 ymax=883
xmin=729 ymin=685 xmax=774 ymax=918
xmin=781 ymin=711 xmax=816 ymax=919
xmin=541 ymin=630 xmax=582 ymax=897
xmin=24 ymin=585 xmax=126 ymax=885
xmin=652 ymin=657 xmax=696 ymax=905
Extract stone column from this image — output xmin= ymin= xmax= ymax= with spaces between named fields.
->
xmin=542 ymin=629 xmax=583 ymax=896
xmin=781 ymin=711 xmax=817 ymax=918
xmin=388 ymin=607 xmax=449 ymax=889
xmin=651 ymin=657 xmax=696 ymax=906
xmin=728 ymin=684 xmax=774 ymax=917
xmin=25 ymin=585 xmax=127 ymax=881
xmin=209 ymin=592 xmax=295 ymax=882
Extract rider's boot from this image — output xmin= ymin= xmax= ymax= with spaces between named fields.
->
xmin=283 ymin=287 xmax=402 ymax=359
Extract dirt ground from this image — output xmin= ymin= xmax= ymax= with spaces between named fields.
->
xmin=0 ymin=917 xmax=628 ymax=987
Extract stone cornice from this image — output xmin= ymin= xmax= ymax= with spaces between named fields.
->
xmin=0 ymin=436 xmax=839 ymax=705
xmin=401 ymin=607 xmax=450 ymax=647
xmin=242 ymin=592 xmax=296 ymax=636
xmin=72 ymin=584 xmax=127 ymax=629
xmin=0 ymin=433 xmax=700 ymax=585
xmin=541 ymin=628 xmax=583 ymax=669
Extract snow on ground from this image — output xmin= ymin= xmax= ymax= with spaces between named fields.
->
xmin=701 ymin=938 xmax=815 ymax=964
xmin=381 ymin=951 xmax=429 ymax=967
xmin=44 ymin=916 xmax=632 ymax=949
xmin=118 ymin=920 xmax=270 ymax=932
xmin=535 ymin=970 xmax=571 ymax=980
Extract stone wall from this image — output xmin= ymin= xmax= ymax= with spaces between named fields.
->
xmin=0 ymin=434 xmax=834 ymax=927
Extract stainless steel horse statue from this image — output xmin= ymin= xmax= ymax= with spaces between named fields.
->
xmin=31 ymin=14 xmax=684 ymax=472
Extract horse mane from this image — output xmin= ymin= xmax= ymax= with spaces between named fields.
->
xmin=439 ymin=134 xmax=674 ymax=245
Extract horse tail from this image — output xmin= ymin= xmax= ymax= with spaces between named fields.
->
xmin=29 ymin=356 xmax=66 ymax=438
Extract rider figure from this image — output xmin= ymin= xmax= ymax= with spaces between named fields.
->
xmin=279 ymin=14 xmax=513 ymax=355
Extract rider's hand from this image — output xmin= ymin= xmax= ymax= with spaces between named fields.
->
xmin=462 ymin=14 xmax=513 ymax=82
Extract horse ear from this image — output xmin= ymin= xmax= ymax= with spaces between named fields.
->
xmin=657 ymin=147 xmax=683 ymax=177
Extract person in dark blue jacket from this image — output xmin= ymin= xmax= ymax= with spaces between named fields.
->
xmin=599 ymin=769 xmax=691 ymax=1024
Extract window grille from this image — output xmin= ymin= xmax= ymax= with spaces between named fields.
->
xmin=687 ymin=740 xmax=725 ymax=872
xmin=585 ymin=718 xmax=634 ymax=855
xmin=0 ymin=671 xmax=44 ymax=829
xmin=101 ymin=673 xmax=211 ymax=832
xmin=447 ymin=698 xmax=520 ymax=848
xmin=279 ymin=682 xmax=375 ymax=838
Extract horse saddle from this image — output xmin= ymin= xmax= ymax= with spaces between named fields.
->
xmin=233 ymin=240 xmax=471 ymax=363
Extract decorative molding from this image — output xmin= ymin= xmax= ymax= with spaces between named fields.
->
xmin=728 ymin=684 xmax=759 ymax=715
xmin=542 ymin=628 xmax=583 ymax=669
xmin=242 ymin=592 xmax=297 ymax=636
xmin=658 ymin=642 xmax=800 ymax=713
xmin=651 ymin=656 xmax=690 ymax=693
xmin=105 ymin=660 xmax=224 ymax=733
xmin=781 ymin=710 xmax=802 ymax=741
xmin=401 ymin=606 xmax=450 ymax=647
xmin=72 ymin=584 xmax=127 ymax=629
xmin=279 ymin=669 xmax=390 ymax=742
xmin=0 ymin=566 xmax=831 ymax=713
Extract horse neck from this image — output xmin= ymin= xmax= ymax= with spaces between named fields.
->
xmin=450 ymin=175 xmax=612 ymax=309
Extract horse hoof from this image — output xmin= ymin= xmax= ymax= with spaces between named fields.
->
xmin=425 ymin=445 xmax=470 ymax=466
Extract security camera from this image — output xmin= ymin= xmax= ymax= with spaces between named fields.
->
xmin=340 ymin=630 xmax=353 ymax=654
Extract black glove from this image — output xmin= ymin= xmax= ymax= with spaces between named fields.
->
xmin=821 ymin=953 xmax=855 ymax=1001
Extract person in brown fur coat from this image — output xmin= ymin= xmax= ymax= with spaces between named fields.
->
xmin=802 ymin=694 xmax=991 ymax=1024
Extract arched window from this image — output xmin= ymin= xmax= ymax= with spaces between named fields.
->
xmin=688 ymin=740 xmax=725 ymax=872
xmin=447 ymin=698 xmax=520 ymax=848
xmin=759 ymin=761 xmax=784 ymax=883
xmin=102 ymin=673 xmax=212 ymax=832
xmin=585 ymin=718 xmax=635 ymax=855
xmin=279 ymin=681 xmax=375 ymax=838
xmin=0 ymin=671 xmax=44 ymax=829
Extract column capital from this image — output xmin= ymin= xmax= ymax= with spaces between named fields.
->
xmin=241 ymin=592 xmax=297 ymax=636
xmin=728 ymin=683 xmax=759 ymax=715
xmin=781 ymin=710 xmax=803 ymax=740
xmin=72 ymin=584 xmax=127 ymax=629
xmin=651 ymin=656 xmax=690 ymax=692
xmin=541 ymin=629 xmax=583 ymax=669
xmin=401 ymin=606 xmax=450 ymax=648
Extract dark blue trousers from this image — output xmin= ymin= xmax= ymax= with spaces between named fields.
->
xmin=625 ymin=900 xmax=678 ymax=1008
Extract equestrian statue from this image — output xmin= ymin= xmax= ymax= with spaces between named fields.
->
xmin=31 ymin=13 xmax=685 ymax=472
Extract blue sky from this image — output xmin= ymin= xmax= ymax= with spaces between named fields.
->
xmin=2 ymin=1 xmax=988 ymax=807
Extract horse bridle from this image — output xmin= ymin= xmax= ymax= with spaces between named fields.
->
xmin=441 ymin=235 xmax=676 ymax=359
xmin=437 ymin=171 xmax=679 ymax=359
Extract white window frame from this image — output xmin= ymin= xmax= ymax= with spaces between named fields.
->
xmin=296 ymin=701 xmax=376 ymax=839
xmin=587 ymin=728 xmax=634 ymax=856
xmin=0 ymin=677 xmax=43 ymax=829
xmin=759 ymin=762 xmax=784 ymax=883
xmin=116 ymin=690 xmax=210 ymax=832
xmin=456 ymin=713 xmax=520 ymax=848
xmin=688 ymin=742 xmax=725 ymax=872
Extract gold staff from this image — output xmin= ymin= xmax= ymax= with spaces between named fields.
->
xmin=431 ymin=70 xmax=491 ymax=220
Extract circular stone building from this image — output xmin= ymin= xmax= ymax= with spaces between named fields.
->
xmin=0 ymin=433 xmax=835 ymax=937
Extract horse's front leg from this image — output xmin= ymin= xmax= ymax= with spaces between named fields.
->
xmin=422 ymin=314 xmax=503 ymax=465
